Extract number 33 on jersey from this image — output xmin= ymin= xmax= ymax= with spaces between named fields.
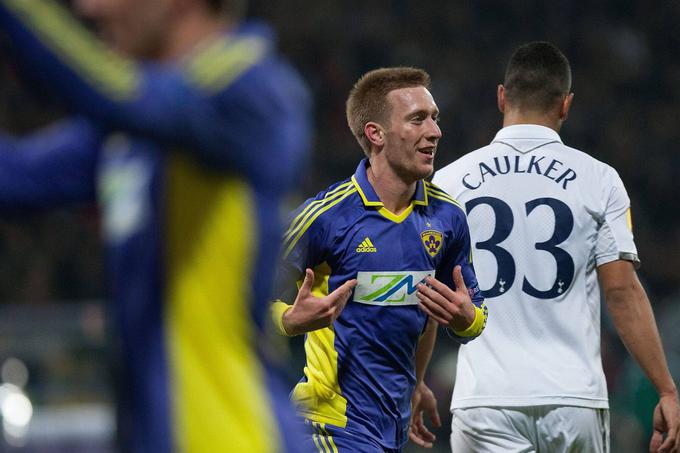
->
xmin=433 ymin=124 xmax=639 ymax=409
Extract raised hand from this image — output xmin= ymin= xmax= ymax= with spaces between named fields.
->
xmin=416 ymin=265 xmax=476 ymax=331
xmin=282 ymin=268 xmax=357 ymax=336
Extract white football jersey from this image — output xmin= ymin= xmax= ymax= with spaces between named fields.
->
xmin=433 ymin=124 xmax=638 ymax=409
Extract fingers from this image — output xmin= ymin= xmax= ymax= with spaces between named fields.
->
xmin=417 ymin=297 xmax=450 ymax=326
xmin=409 ymin=415 xmax=435 ymax=448
xmin=650 ymin=399 xmax=680 ymax=453
xmin=658 ymin=428 xmax=678 ymax=453
xmin=649 ymin=430 xmax=663 ymax=453
xmin=452 ymin=265 xmax=468 ymax=293
xmin=414 ymin=411 xmax=436 ymax=442
xmin=427 ymin=404 xmax=442 ymax=428
xmin=417 ymin=281 xmax=465 ymax=327
xmin=323 ymin=278 xmax=357 ymax=320
xmin=338 ymin=278 xmax=358 ymax=295
xmin=422 ymin=274 xmax=455 ymax=300
xmin=299 ymin=268 xmax=315 ymax=295
xmin=417 ymin=290 xmax=452 ymax=323
xmin=329 ymin=278 xmax=357 ymax=303
xmin=409 ymin=429 xmax=433 ymax=448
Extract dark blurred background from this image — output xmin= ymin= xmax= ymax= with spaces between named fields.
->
xmin=0 ymin=1 xmax=678 ymax=452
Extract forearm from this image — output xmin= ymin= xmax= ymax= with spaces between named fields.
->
xmin=0 ymin=0 xmax=141 ymax=117
xmin=0 ymin=120 xmax=99 ymax=206
xmin=606 ymin=275 xmax=676 ymax=396
xmin=415 ymin=318 xmax=437 ymax=384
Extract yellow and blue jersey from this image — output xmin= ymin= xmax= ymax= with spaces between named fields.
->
xmin=276 ymin=159 xmax=486 ymax=450
xmin=0 ymin=1 xmax=312 ymax=452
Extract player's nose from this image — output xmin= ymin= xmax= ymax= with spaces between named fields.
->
xmin=425 ymin=118 xmax=442 ymax=142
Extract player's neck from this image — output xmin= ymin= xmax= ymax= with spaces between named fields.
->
xmin=502 ymin=110 xmax=563 ymax=133
xmin=159 ymin=10 xmax=232 ymax=61
xmin=366 ymin=162 xmax=417 ymax=215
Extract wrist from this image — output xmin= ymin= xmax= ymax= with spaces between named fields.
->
xmin=451 ymin=304 xmax=487 ymax=338
xmin=658 ymin=385 xmax=679 ymax=399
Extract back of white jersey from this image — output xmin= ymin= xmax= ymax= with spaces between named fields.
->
xmin=433 ymin=124 xmax=638 ymax=409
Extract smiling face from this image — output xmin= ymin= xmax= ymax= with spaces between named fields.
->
xmin=379 ymin=86 xmax=441 ymax=183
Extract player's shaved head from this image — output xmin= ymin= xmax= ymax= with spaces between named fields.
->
xmin=346 ymin=67 xmax=431 ymax=156
xmin=504 ymin=42 xmax=571 ymax=112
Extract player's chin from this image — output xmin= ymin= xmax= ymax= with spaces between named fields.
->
xmin=413 ymin=161 xmax=434 ymax=180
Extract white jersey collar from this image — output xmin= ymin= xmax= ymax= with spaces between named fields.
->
xmin=491 ymin=124 xmax=562 ymax=154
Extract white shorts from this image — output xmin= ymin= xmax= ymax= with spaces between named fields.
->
xmin=450 ymin=406 xmax=610 ymax=453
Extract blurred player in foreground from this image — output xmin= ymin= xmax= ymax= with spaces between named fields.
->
xmin=431 ymin=41 xmax=680 ymax=453
xmin=270 ymin=67 xmax=488 ymax=452
xmin=0 ymin=0 xmax=311 ymax=451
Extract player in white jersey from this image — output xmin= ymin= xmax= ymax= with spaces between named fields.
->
xmin=427 ymin=42 xmax=680 ymax=452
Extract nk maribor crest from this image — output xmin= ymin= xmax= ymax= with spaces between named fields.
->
xmin=421 ymin=230 xmax=443 ymax=257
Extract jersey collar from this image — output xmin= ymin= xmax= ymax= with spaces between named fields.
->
xmin=350 ymin=158 xmax=428 ymax=208
xmin=491 ymin=124 xmax=562 ymax=154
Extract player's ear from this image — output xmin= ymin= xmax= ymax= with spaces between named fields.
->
xmin=365 ymin=122 xmax=384 ymax=147
xmin=497 ymin=84 xmax=506 ymax=113
xmin=560 ymin=93 xmax=574 ymax=121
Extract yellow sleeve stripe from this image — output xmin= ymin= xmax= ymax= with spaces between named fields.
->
xmin=311 ymin=422 xmax=338 ymax=453
xmin=428 ymin=192 xmax=465 ymax=211
xmin=283 ymin=188 xmax=357 ymax=259
xmin=270 ymin=300 xmax=293 ymax=336
xmin=283 ymin=182 xmax=353 ymax=243
xmin=452 ymin=303 xmax=488 ymax=338
xmin=318 ymin=423 xmax=339 ymax=453
xmin=424 ymin=182 xmax=462 ymax=204
xmin=185 ymin=36 xmax=267 ymax=93
xmin=3 ymin=0 xmax=139 ymax=100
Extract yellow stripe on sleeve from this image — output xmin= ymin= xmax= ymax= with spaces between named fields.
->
xmin=283 ymin=188 xmax=357 ymax=259
xmin=314 ymin=423 xmax=333 ymax=453
xmin=3 ymin=0 xmax=139 ymax=100
xmin=185 ymin=36 xmax=267 ymax=93
xmin=283 ymin=182 xmax=353 ymax=243
xmin=319 ymin=423 xmax=339 ymax=453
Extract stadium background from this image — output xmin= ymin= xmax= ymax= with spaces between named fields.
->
xmin=0 ymin=1 xmax=678 ymax=451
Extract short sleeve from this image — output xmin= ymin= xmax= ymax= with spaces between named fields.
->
xmin=595 ymin=168 xmax=639 ymax=268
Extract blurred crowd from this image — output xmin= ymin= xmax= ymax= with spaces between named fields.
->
xmin=0 ymin=1 xmax=678 ymax=452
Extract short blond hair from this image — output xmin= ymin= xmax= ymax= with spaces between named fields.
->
xmin=346 ymin=67 xmax=431 ymax=156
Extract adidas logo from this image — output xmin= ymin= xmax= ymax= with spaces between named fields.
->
xmin=356 ymin=237 xmax=377 ymax=253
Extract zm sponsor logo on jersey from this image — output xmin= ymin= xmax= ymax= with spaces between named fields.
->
xmin=421 ymin=230 xmax=443 ymax=257
xmin=356 ymin=237 xmax=377 ymax=253
xmin=354 ymin=270 xmax=433 ymax=306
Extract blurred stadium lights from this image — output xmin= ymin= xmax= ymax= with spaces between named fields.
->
xmin=0 ymin=304 xmax=114 ymax=451
xmin=0 ymin=382 xmax=32 ymax=446
xmin=2 ymin=357 xmax=29 ymax=388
